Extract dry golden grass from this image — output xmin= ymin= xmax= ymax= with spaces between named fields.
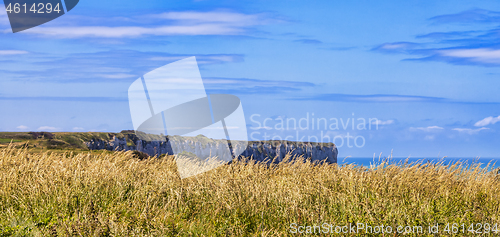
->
xmin=0 ymin=145 xmax=499 ymax=236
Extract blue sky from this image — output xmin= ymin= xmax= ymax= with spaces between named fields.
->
xmin=2 ymin=0 xmax=500 ymax=158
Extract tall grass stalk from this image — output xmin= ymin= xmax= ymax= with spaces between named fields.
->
xmin=0 ymin=145 xmax=499 ymax=236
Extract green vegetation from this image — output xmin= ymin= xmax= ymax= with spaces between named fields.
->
xmin=0 ymin=146 xmax=499 ymax=236
xmin=0 ymin=131 xmax=138 ymax=151
xmin=0 ymin=138 xmax=22 ymax=144
xmin=0 ymin=132 xmax=336 ymax=156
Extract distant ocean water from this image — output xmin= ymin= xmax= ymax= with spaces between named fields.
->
xmin=339 ymin=157 xmax=500 ymax=170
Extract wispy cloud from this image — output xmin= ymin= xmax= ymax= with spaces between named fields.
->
xmin=150 ymin=11 xmax=271 ymax=26
xmin=401 ymin=47 xmax=500 ymax=67
xmin=204 ymin=77 xmax=315 ymax=94
xmin=0 ymin=76 xmax=315 ymax=101
xmin=16 ymin=125 xmax=29 ymax=130
xmin=0 ymin=50 xmax=244 ymax=83
xmin=436 ymin=48 xmax=500 ymax=65
xmin=429 ymin=8 xmax=500 ymax=25
xmin=424 ymin=135 xmax=436 ymax=140
xmin=0 ymin=10 xmax=8 ymax=26
xmin=452 ymin=127 xmax=489 ymax=135
xmin=18 ymin=10 xmax=281 ymax=38
xmin=327 ymin=46 xmax=356 ymax=51
xmin=73 ymin=127 xmax=84 ymax=131
xmin=409 ymin=126 xmax=444 ymax=132
xmin=295 ymin=93 xmax=446 ymax=103
xmin=150 ymin=54 xmax=243 ymax=64
xmin=0 ymin=96 xmax=127 ymax=102
xmin=96 ymin=73 xmax=137 ymax=79
xmin=371 ymin=119 xmax=394 ymax=125
xmin=373 ymin=9 xmax=500 ymax=67
xmin=373 ymin=45 xmax=500 ymax=67
xmin=416 ymin=31 xmax=479 ymax=39
xmin=0 ymin=50 xmax=29 ymax=55
xmin=474 ymin=115 xmax=500 ymax=127
xmin=37 ymin=126 xmax=60 ymax=131
xmin=24 ymin=25 xmax=242 ymax=38
xmin=372 ymin=42 xmax=420 ymax=54
xmin=294 ymin=39 xmax=322 ymax=44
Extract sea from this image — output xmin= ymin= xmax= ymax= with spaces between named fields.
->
xmin=339 ymin=157 xmax=500 ymax=171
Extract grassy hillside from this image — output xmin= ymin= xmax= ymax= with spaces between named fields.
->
xmin=0 ymin=131 xmax=138 ymax=151
xmin=0 ymin=146 xmax=499 ymax=236
xmin=0 ymin=131 xmax=336 ymax=153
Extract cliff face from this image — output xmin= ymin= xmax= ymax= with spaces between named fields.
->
xmin=241 ymin=142 xmax=337 ymax=163
xmin=85 ymin=136 xmax=337 ymax=164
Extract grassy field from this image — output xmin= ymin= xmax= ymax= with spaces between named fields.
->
xmin=0 ymin=146 xmax=499 ymax=236
xmin=0 ymin=131 xmax=132 ymax=151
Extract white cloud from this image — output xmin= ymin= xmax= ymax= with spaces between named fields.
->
xmin=0 ymin=50 xmax=29 ymax=55
xmin=25 ymin=25 xmax=242 ymax=38
xmin=424 ymin=135 xmax=436 ymax=140
xmin=150 ymin=55 xmax=240 ymax=64
xmin=409 ymin=126 xmax=444 ymax=132
xmin=72 ymin=127 xmax=84 ymax=131
xmin=438 ymin=48 xmax=500 ymax=64
xmin=371 ymin=119 xmax=394 ymax=125
xmin=97 ymin=73 xmax=136 ymax=79
xmin=16 ymin=125 xmax=29 ymax=130
xmin=150 ymin=56 xmax=196 ymax=61
xmin=37 ymin=126 xmax=60 ymax=131
xmin=151 ymin=11 xmax=265 ymax=26
xmin=452 ymin=127 xmax=489 ymax=135
xmin=19 ymin=11 xmax=276 ymax=38
xmin=474 ymin=115 xmax=500 ymax=127
xmin=379 ymin=43 xmax=413 ymax=50
xmin=359 ymin=95 xmax=438 ymax=102
xmin=249 ymin=126 xmax=273 ymax=130
xmin=0 ymin=10 xmax=10 ymax=26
